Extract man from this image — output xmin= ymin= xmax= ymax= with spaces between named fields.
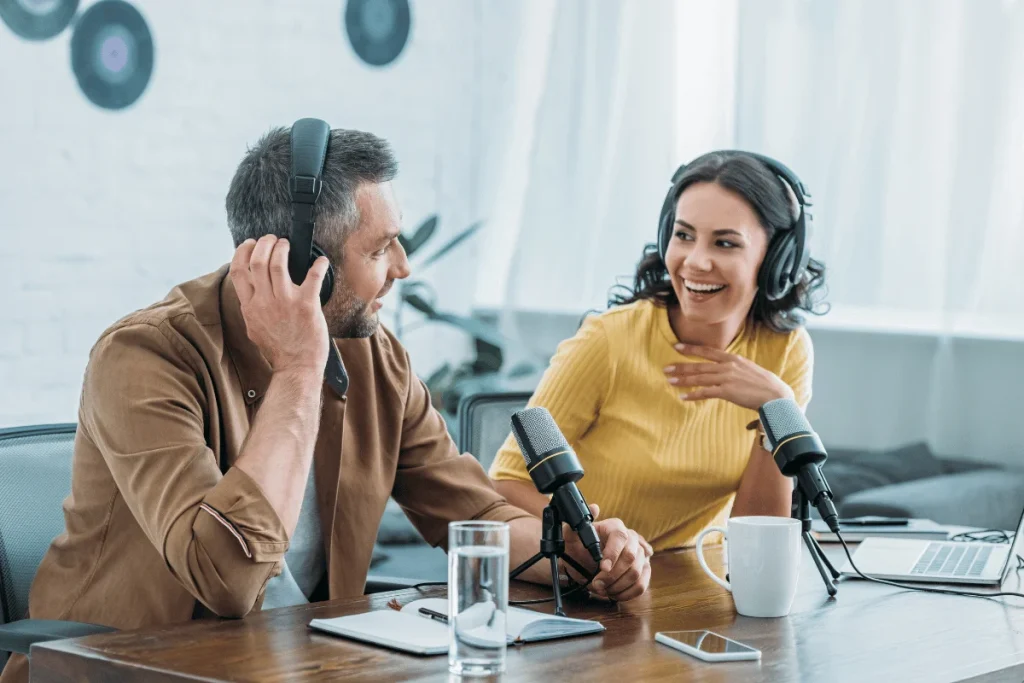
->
xmin=1 ymin=125 xmax=651 ymax=683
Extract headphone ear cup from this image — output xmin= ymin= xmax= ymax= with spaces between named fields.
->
xmin=759 ymin=232 xmax=797 ymax=301
xmin=310 ymin=243 xmax=335 ymax=306
xmin=658 ymin=209 xmax=673 ymax=263
xmin=657 ymin=174 xmax=685 ymax=263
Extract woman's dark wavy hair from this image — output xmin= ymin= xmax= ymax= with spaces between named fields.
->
xmin=608 ymin=153 xmax=829 ymax=333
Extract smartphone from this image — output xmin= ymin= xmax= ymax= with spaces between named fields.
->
xmin=655 ymin=630 xmax=761 ymax=662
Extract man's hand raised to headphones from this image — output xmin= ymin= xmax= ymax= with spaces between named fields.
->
xmin=230 ymin=235 xmax=330 ymax=378
xmin=227 ymin=235 xmax=331 ymax=537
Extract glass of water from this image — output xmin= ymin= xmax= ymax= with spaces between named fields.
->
xmin=448 ymin=521 xmax=510 ymax=677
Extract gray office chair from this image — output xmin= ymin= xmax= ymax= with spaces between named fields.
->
xmin=457 ymin=392 xmax=532 ymax=470
xmin=0 ymin=423 xmax=417 ymax=662
xmin=0 ymin=424 xmax=115 ymax=664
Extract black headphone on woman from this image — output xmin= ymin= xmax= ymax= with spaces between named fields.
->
xmin=657 ymin=150 xmax=813 ymax=302
xmin=287 ymin=117 xmax=336 ymax=307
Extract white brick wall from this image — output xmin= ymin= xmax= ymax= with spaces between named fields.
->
xmin=0 ymin=0 xmax=528 ymax=427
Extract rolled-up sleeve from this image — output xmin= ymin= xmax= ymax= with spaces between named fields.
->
xmin=81 ymin=322 xmax=288 ymax=617
xmin=781 ymin=327 xmax=814 ymax=410
xmin=489 ymin=313 xmax=610 ymax=483
xmin=390 ymin=354 xmax=531 ymax=549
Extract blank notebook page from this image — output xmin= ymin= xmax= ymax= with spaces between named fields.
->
xmin=309 ymin=610 xmax=448 ymax=655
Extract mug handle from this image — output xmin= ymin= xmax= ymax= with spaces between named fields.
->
xmin=695 ymin=526 xmax=730 ymax=591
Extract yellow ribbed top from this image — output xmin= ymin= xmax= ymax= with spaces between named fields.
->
xmin=488 ymin=299 xmax=813 ymax=551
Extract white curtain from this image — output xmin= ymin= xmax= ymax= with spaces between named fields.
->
xmin=479 ymin=0 xmax=1024 ymax=332
xmin=734 ymin=0 xmax=1024 ymax=459
xmin=473 ymin=0 xmax=740 ymax=319
xmin=471 ymin=0 xmax=1024 ymax=460
xmin=735 ymin=0 xmax=1024 ymax=336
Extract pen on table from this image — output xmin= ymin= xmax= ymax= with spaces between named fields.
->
xmin=419 ymin=607 xmax=449 ymax=624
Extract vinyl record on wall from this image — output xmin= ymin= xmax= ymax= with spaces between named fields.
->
xmin=0 ymin=0 xmax=78 ymax=41
xmin=70 ymin=0 xmax=153 ymax=110
xmin=344 ymin=0 xmax=410 ymax=67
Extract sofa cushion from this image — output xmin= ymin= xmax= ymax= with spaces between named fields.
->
xmin=839 ymin=468 xmax=1024 ymax=531
xmin=370 ymin=544 xmax=389 ymax=568
xmin=940 ymin=457 xmax=996 ymax=475
xmin=376 ymin=498 xmax=427 ymax=545
xmin=824 ymin=442 xmax=946 ymax=502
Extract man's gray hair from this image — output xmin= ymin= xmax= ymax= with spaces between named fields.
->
xmin=225 ymin=126 xmax=398 ymax=249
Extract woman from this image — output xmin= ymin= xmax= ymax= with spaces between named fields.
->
xmin=489 ymin=151 xmax=828 ymax=553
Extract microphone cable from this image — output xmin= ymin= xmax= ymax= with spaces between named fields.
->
xmin=507 ymin=575 xmax=592 ymax=606
xmin=410 ymin=570 xmax=595 ymax=607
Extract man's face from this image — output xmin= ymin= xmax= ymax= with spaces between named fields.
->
xmin=322 ymin=181 xmax=410 ymax=338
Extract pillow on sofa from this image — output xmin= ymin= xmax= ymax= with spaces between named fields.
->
xmin=370 ymin=544 xmax=390 ymax=568
xmin=839 ymin=468 xmax=1024 ymax=530
xmin=823 ymin=442 xmax=945 ymax=503
xmin=376 ymin=498 xmax=427 ymax=545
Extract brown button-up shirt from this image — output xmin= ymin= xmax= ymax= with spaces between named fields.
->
xmin=1 ymin=267 xmax=529 ymax=683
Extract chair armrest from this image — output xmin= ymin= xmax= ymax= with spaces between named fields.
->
xmin=364 ymin=575 xmax=429 ymax=594
xmin=0 ymin=619 xmax=117 ymax=656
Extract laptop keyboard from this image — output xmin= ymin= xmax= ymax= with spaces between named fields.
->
xmin=910 ymin=542 xmax=993 ymax=577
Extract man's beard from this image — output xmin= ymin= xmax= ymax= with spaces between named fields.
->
xmin=324 ymin=281 xmax=379 ymax=339
xmin=329 ymin=300 xmax=378 ymax=338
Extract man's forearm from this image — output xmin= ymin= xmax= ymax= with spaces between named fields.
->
xmin=732 ymin=443 xmax=793 ymax=518
xmin=493 ymin=479 xmax=549 ymax=518
xmin=233 ymin=370 xmax=323 ymax=537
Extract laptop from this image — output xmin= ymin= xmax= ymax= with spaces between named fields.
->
xmin=839 ymin=503 xmax=1024 ymax=586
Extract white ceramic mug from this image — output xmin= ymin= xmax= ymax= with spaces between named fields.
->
xmin=695 ymin=516 xmax=801 ymax=618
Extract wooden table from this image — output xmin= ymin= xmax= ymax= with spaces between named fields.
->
xmin=29 ymin=544 xmax=1024 ymax=682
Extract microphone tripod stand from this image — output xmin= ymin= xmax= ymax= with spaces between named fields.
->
xmin=509 ymin=504 xmax=594 ymax=617
xmin=793 ymin=486 xmax=841 ymax=597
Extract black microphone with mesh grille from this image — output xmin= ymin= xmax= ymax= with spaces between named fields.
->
xmin=758 ymin=398 xmax=841 ymax=533
xmin=510 ymin=407 xmax=603 ymax=565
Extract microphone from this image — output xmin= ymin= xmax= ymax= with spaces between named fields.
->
xmin=757 ymin=398 xmax=840 ymax=534
xmin=509 ymin=407 xmax=603 ymax=565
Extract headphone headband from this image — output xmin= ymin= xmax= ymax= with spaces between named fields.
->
xmin=670 ymin=150 xmax=811 ymax=210
xmin=286 ymin=118 xmax=347 ymax=397
xmin=288 ymin=117 xmax=331 ymax=291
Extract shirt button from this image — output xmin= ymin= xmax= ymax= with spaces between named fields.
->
xmin=247 ymin=390 xmax=256 ymax=399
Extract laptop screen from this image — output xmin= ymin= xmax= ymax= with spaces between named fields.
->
xmin=999 ymin=502 xmax=1024 ymax=580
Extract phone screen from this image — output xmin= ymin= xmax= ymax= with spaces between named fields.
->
xmin=660 ymin=631 xmax=757 ymax=654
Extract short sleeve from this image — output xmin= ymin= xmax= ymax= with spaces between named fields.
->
xmin=780 ymin=327 xmax=814 ymax=409
xmin=488 ymin=314 xmax=613 ymax=482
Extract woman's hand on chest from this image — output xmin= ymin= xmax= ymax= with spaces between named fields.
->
xmin=662 ymin=343 xmax=793 ymax=412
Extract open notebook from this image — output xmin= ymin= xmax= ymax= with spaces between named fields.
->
xmin=308 ymin=598 xmax=605 ymax=656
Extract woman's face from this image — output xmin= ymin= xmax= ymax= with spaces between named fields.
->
xmin=664 ymin=181 xmax=769 ymax=326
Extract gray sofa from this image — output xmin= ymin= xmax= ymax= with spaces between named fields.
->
xmin=370 ymin=501 xmax=447 ymax=581
xmin=824 ymin=442 xmax=1024 ymax=531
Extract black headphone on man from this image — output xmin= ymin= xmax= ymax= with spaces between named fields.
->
xmin=288 ymin=117 xmax=336 ymax=307
xmin=657 ymin=151 xmax=813 ymax=302
xmin=286 ymin=117 xmax=348 ymax=397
